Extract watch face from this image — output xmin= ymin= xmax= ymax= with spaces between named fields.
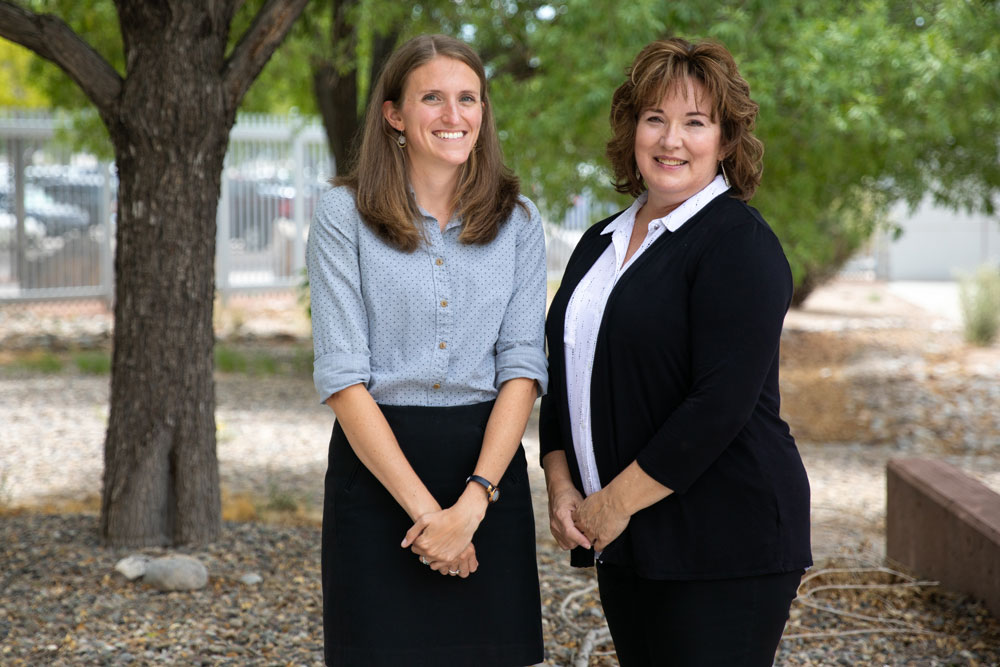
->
xmin=468 ymin=475 xmax=499 ymax=503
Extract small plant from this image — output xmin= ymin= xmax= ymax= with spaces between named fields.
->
xmin=249 ymin=354 xmax=278 ymax=375
xmin=15 ymin=350 xmax=64 ymax=373
xmin=298 ymin=266 xmax=311 ymax=319
xmin=214 ymin=345 xmax=249 ymax=373
xmin=959 ymin=264 xmax=1000 ymax=346
xmin=214 ymin=344 xmax=286 ymax=375
xmin=264 ymin=481 xmax=300 ymax=513
xmin=291 ymin=346 xmax=313 ymax=375
xmin=0 ymin=467 xmax=13 ymax=510
xmin=74 ymin=350 xmax=111 ymax=374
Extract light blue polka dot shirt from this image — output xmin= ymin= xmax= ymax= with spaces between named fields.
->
xmin=307 ymin=185 xmax=548 ymax=406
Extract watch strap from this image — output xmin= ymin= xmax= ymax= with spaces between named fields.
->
xmin=466 ymin=474 xmax=500 ymax=503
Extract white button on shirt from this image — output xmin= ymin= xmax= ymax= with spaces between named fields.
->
xmin=563 ymin=175 xmax=730 ymax=497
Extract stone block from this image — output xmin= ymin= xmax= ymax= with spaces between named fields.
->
xmin=886 ymin=458 xmax=1000 ymax=618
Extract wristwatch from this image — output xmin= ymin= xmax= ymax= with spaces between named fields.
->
xmin=466 ymin=475 xmax=500 ymax=504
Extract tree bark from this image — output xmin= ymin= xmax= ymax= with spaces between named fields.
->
xmin=1 ymin=0 xmax=307 ymax=547
xmin=98 ymin=1 xmax=235 ymax=547
xmin=101 ymin=0 xmax=306 ymax=547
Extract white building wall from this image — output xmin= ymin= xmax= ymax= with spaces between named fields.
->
xmin=885 ymin=200 xmax=1000 ymax=281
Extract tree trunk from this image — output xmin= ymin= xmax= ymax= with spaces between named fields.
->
xmin=789 ymin=231 xmax=860 ymax=308
xmin=313 ymin=0 xmax=399 ymax=175
xmin=314 ymin=59 xmax=360 ymax=175
xmin=0 ymin=0 xmax=307 ymax=548
xmin=314 ymin=0 xmax=358 ymax=174
xmin=99 ymin=5 xmax=235 ymax=547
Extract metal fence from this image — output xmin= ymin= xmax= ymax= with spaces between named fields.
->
xmin=0 ymin=111 xmax=115 ymax=302
xmin=216 ymin=113 xmax=330 ymax=296
xmin=1 ymin=110 xmax=331 ymax=303
xmin=1 ymin=109 xmax=620 ymax=303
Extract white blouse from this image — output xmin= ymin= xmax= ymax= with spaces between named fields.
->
xmin=563 ymin=176 xmax=730 ymax=496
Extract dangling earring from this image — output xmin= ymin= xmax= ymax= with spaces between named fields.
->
xmin=720 ymin=161 xmax=731 ymax=188
xmin=396 ymin=131 xmax=406 ymax=148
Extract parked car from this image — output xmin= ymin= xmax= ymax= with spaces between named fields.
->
xmin=0 ymin=211 xmax=46 ymax=246
xmin=26 ymin=164 xmax=111 ymax=228
xmin=225 ymin=176 xmax=326 ymax=251
xmin=0 ymin=184 xmax=91 ymax=236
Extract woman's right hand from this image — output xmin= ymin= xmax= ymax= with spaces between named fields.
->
xmin=542 ymin=450 xmax=592 ymax=550
xmin=548 ymin=484 xmax=592 ymax=551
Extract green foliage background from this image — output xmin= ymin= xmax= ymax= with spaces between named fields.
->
xmin=4 ymin=0 xmax=999 ymax=299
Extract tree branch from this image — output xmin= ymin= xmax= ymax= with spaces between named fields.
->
xmin=0 ymin=1 xmax=122 ymax=115
xmin=222 ymin=0 xmax=309 ymax=113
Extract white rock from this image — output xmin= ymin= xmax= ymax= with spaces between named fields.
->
xmin=114 ymin=555 xmax=149 ymax=580
xmin=143 ymin=555 xmax=209 ymax=591
xmin=239 ymin=572 xmax=263 ymax=586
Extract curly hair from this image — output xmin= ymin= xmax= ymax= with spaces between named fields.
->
xmin=606 ymin=37 xmax=764 ymax=202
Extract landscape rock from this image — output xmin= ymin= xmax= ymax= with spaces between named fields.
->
xmin=114 ymin=555 xmax=149 ymax=580
xmin=143 ymin=555 xmax=209 ymax=591
xmin=239 ymin=572 xmax=263 ymax=586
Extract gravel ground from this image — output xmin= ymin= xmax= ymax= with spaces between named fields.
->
xmin=2 ymin=282 xmax=1000 ymax=665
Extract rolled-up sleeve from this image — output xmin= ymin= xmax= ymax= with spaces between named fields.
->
xmin=495 ymin=199 xmax=548 ymax=394
xmin=306 ymin=189 xmax=372 ymax=403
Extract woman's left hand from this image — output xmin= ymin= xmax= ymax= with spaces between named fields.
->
xmin=425 ymin=543 xmax=479 ymax=578
xmin=572 ymin=487 xmax=631 ymax=552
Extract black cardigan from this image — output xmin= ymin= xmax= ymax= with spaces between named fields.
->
xmin=539 ymin=193 xmax=812 ymax=580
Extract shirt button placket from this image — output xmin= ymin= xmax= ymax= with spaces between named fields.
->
xmin=431 ymin=241 xmax=452 ymax=403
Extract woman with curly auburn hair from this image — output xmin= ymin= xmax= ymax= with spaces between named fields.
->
xmin=308 ymin=34 xmax=545 ymax=666
xmin=540 ymin=37 xmax=811 ymax=666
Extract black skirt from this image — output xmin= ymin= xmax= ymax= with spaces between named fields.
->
xmin=322 ymin=401 xmax=544 ymax=666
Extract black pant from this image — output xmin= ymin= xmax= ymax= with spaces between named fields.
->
xmin=596 ymin=563 xmax=802 ymax=667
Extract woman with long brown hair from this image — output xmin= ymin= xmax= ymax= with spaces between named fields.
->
xmin=307 ymin=34 xmax=545 ymax=666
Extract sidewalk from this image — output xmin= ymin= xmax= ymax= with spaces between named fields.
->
xmin=887 ymin=280 xmax=962 ymax=325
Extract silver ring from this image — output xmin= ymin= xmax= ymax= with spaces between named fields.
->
xmin=420 ymin=556 xmax=429 ymax=565
xmin=448 ymin=569 xmax=460 ymax=575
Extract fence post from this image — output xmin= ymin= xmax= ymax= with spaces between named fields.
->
xmin=291 ymin=132 xmax=306 ymax=279
xmin=99 ymin=162 xmax=115 ymax=307
xmin=13 ymin=138 xmax=26 ymax=290
xmin=216 ymin=170 xmax=231 ymax=304
xmin=875 ymin=228 xmax=891 ymax=281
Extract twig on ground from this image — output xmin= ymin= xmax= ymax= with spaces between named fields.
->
xmin=573 ymin=626 xmax=612 ymax=667
xmin=784 ymin=564 xmax=944 ymax=642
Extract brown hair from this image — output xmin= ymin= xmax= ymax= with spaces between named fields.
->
xmin=336 ymin=34 xmax=521 ymax=251
xmin=606 ymin=37 xmax=764 ymax=201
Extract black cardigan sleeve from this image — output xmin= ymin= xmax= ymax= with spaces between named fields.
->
xmin=633 ymin=216 xmax=793 ymax=494
xmin=538 ymin=381 xmax=563 ymax=463
xmin=537 ymin=215 xmax=617 ymax=468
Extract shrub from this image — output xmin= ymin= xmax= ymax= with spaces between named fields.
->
xmin=15 ymin=351 xmax=63 ymax=373
xmin=74 ymin=350 xmax=111 ymax=375
xmin=959 ymin=264 xmax=1000 ymax=346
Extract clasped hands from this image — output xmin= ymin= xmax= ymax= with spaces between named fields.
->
xmin=401 ymin=488 xmax=487 ymax=579
xmin=548 ymin=484 xmax=631 ymax=553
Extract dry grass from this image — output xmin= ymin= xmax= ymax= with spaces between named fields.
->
xmin=0 ymin=493 xmax=101 ymax=518
xmin=780 ymin=330 xmax=874 ymax=443
xmin=1 ymin=487 xmax=318 ymax=527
